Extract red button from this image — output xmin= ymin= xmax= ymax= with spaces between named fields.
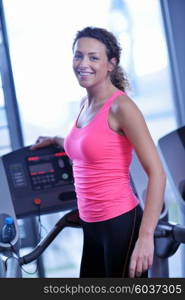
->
xmin=34 ymin=198 xmax=42 ymax=205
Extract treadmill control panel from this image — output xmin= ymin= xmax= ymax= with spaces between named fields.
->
xmin=2 ymin=145 xmax=77 ymax=218
xmin=26 ymin=151 xmax=73 ymax=191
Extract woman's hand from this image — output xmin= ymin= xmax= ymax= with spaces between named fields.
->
xmin=129 ymin=234 xmax=154 ymax=278
xmin=30 ymin=136 xmax=64 ymax=150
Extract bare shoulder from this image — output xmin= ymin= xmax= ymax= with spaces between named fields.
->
xmin=111 ymin=94 xmax=143 ymax=118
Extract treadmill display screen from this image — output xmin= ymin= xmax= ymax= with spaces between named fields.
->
xmin=29 ymin=162 xmax=54 ymax=175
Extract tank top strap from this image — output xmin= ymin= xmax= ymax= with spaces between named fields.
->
xmin=104 ymin=90 xmax=126 ymax=110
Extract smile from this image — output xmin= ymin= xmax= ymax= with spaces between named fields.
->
xmin=77 ymin=71 xmax=94 ymax=76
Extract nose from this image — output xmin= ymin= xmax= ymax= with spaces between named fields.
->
xmin=78 ymin=56 xmax=89 ymax=69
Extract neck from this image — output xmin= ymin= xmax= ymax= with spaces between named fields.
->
xmin=86 ymin=81 xmax=118 ymax=106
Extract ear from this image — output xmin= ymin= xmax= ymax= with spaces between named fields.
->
xmin=108 ymin=57 xmax=117 ymax=72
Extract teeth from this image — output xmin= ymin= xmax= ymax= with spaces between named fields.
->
xmin=78 ymin=71 xmax=93 ymax=75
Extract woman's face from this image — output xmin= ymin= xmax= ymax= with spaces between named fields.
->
xmin=73 ymin=37 xmax=114 ymax=89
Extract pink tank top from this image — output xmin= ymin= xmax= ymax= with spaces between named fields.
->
xmin=64 ymin=90 xmax=139 ymax=222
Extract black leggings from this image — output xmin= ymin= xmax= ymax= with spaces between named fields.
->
xmin=80 ymin=205 xmax=148 ymax=278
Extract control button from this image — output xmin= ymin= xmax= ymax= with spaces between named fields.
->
xmin=43 ymin=184 xmax=52 ymax=189
xmin=15 ymin=178 xmax=24 ymax=183
xmin=15 ymin=182 xmax=25 ymax=187
xmin=62 ymin=173 xmax=69 ymax=180
xmin=40 ymin=179 xmax=47 ymax=183
xmin=34 ymin=186 xmax=41 ymax=190
xmin=14 ymin=172 xmax=23 ymax=176
xmin=33 ymin=179 xmax=40 ymax=184
xmin=32 ymin=177 xmax=38 ymax=181
xmin=33 ymin=198 xmax=42 ymax=205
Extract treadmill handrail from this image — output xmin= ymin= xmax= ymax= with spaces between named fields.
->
xmin=17 ymin=212 xmax=185 ymax=266
xmin=19 ymin=209 xmax=81 ymax=265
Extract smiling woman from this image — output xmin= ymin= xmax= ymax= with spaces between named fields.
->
xmin=1 ymin=0 xmax=176 ymax=278
xmin=73 ymin=38 xmax=114 ymax=89
xmin=31 ymin=26 xmax=166 ymax=278
xmin=72 ymin=27 xmax=129 ymax=93
xmin=63 ymin=26 xmax=166 ymax=278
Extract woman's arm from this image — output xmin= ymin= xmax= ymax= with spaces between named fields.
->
xmin=114 ymin=94 xmax=166 ymax=277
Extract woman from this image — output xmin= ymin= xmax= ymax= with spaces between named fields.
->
xmin=31 ymin=26 xmax=166 ymax=278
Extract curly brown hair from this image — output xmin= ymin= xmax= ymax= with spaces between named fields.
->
xmin=72 ymin=26 xmax=130 ymax=92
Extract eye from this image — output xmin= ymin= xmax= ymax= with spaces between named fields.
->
xmin=73 ymin=54 xmax=82 ymax=60
xmin=90 ymin=56 xmax=99 ymax=61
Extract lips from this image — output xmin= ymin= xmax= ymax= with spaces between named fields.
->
xmin=77 ymin=70 xmax=94 ymax=76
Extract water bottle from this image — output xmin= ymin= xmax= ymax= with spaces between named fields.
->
xmin=1 ymin=216 xmax=16 ymax=243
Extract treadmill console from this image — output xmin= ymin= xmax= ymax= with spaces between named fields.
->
xmin=1 ymin=145 xmax=77 ymax=218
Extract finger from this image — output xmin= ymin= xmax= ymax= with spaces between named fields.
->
xmin=142 ymin=256 xmax=148 ymax=273
xmin=30 ymin=136 xmax=42 ymax=149
xmin=36 ymin=136 xmax=47 ymax=144
xmin=129 ymin=257 xmax=137 ymax=278
xmin=30 ymin=143 xmax=43 ymax=150
xmin=30 ymin=137 xmax=53 ymax=150
xmin=135 ymin=257 xmax=143 ymax=277
xmin=148 ymin=254 xmax=153 ymax=270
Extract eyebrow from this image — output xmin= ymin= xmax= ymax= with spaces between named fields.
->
xmin=75 ymin=50 xmax=99 ymax=55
